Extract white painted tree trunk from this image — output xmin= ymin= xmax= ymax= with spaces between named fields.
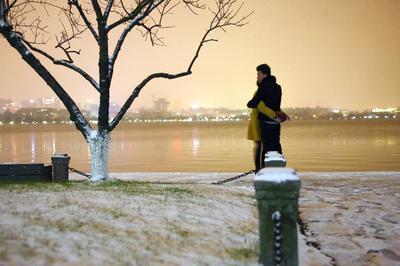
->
xmin=88 ymin=130 xmax=110 ymax=181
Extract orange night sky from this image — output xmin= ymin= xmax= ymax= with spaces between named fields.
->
xmin=0 ymin=0 xmax=399 ymax=111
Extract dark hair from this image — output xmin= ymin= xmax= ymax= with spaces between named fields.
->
xmin=256 ymin=64 xmax=271 ymax=76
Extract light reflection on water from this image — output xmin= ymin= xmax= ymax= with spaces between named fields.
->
xmin=30 ymin=132 xmax=35 ymax=162
xmin=0 ymin=120 xmax=399 ymax=172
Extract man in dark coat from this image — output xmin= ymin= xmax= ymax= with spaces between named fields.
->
xmin=247 ymin=64 xmax=283 ymax=168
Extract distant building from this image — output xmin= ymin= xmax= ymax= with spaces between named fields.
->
xmin=82 ymin=100 xmax=99 ymax=117
xmin=21 ymin=98 xmax=41 ymax=108
xmin=109 ymin=102 xmax=121 ymax=117
xmin=154 ymin=98 xmax=170 ymax=113
xmin=0 ymin=98 xmax=13 ymax=113
xmin=371 ymin=107 xmax=397 ymax=113
xmin=21 ymin=97 xmax=62 ymax=109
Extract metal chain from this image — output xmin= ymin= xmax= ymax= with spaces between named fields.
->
xmin=68 ymin=167 xmax=255 ymax=183
xmin=272 ymin=211 xmax=283 ymax=266
xmin=210 ymin=169 xmax=255 ymax=185
xmin=68 ymin=167 xmax=91 ymax=179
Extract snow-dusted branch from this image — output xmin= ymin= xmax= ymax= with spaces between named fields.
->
xmin=68 ymin=0 xmax=99 ymax=42
xmin=109 ymin=71 xmax=190 ymax=130
xmin=21 ymin=39 xmax=100 ymax=92
xmin=109 ymin=0 xmax=163 ymax=76
xmin=103 ymin=0 xmax=114 ymax=21
xmin=106 ymin=0 xmax=158 ymax=32
xmin=0 ymin=14 xmax=91 ymax=137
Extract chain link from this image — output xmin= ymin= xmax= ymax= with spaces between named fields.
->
xmin=272 ymin=211 xmax=283 ymax=266
xmin=210 ymin=169 xmax=256 ymax=185
xmin=68 ymin=167 xmax=91 ymax=179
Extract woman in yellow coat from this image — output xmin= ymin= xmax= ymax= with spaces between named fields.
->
xmin=247 ymin=99 xmax=277 ymax=172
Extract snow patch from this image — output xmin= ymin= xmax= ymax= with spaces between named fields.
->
xmin=255 ymin=168 xmax=299 ymax=183
xmin=89 ymin=129 xmax=98 ymax=140
xmin=52 ymin=154 xmax=68 ymax=158
xmin=264 ymin=151 xmax=286 ymax=162
xmin=272 ymin=211 xmax=281 ymax=220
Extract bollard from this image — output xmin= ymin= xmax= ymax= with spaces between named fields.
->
xmin=254 ymin=167 xmax=300 ymax=266
xmin=264 ymin=151 xmax=286 ymax=167
xmin=51 ymin=154 xmax=70 ymax=182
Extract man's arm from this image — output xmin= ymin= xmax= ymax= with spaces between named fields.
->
xmin=247 ymin=89 xmax=264 ymax=108
xmin=257 ymin=101 xmax=277 ymax=120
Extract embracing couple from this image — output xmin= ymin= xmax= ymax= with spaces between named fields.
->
xmin=247 ymin=64 xmax=289 ymax=173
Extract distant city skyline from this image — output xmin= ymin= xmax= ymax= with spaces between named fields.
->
xmin=1 ymin=96 xmax=399 ymax=114
xmin=0 ymin=0 xmax=399 ymax=111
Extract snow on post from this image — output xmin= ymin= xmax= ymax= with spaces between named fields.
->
xmin=264 ymin=151 xmax=287 ymax=167
xmin=255 ymin=167 xmax=298 ymax=183
xmin=254 ymin=167 xmax=300 ymax=265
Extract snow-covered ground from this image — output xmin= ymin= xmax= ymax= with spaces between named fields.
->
xmin=0 ymin=172 xmax=399 ymax=265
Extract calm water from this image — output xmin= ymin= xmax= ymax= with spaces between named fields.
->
xmin=0 ymin=120 xmax=399 ymax=172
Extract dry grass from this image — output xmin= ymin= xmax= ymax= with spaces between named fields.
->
xmin=0 ymin=180 xmax=260 ymax=265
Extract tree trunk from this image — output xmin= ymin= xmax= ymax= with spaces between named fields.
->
xmin=88 ymin=130 xmax=111 ymax=181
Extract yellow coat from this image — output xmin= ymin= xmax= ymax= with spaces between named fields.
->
xmin=247 ymin=100 xmax=277 ymax=141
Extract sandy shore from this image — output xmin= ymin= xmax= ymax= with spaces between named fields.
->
xmin=0 ymin=172 xmax=399 ymax=265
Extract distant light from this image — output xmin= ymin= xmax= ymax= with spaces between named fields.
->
xmin=191 ymin=103 xmax=200 ymax=110
xmin=372 ymin=107 xmax=396 ymax=113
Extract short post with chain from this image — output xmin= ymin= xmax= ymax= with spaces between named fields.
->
xmin=51 ymin=153 xmax=70 ymax=182
xmin=254 ymin=165 xmax=300 ymax=266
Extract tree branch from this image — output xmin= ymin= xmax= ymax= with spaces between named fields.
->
xmin=109 ymin=70 xmax=191 ymax=130
xmin=91 ymin=0 xmax=103 ymax=20
xmin=136 ymin=0 xmax=178 ymax=46
xmin=103 ymin=0 xmax=114 ymax=21
xmin=110 ymin=0 xmax=251 ymax=130
xmin=68 ymin=0 xmax=99 ymax=42
xmin=106 ymin=0 xmax=157 ymax=32
xmin=182 ymin=0 xmax=205 ymax=15
xmin=20 ymin=39 xmax=100 ymax=92
xmin=108 ymin=0 xmax=163 ymax=78
xmin=0 ymin=16 xmax=92 ymax=137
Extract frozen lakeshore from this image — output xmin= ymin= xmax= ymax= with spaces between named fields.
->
xmin=0 ymin=172 xmax=399 ymax=265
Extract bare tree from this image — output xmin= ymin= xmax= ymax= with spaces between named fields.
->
xmin=0 ymin=0 xmax=251 ymax=181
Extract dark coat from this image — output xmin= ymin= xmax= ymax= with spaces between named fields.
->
xmin=247 ymin=75 xmax=282 ymax=122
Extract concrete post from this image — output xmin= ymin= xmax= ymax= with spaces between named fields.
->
xmin=254 ymin=167 xmax=300 ymax=266
xmin=51 ymin=154 xmax=70 ymax=182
